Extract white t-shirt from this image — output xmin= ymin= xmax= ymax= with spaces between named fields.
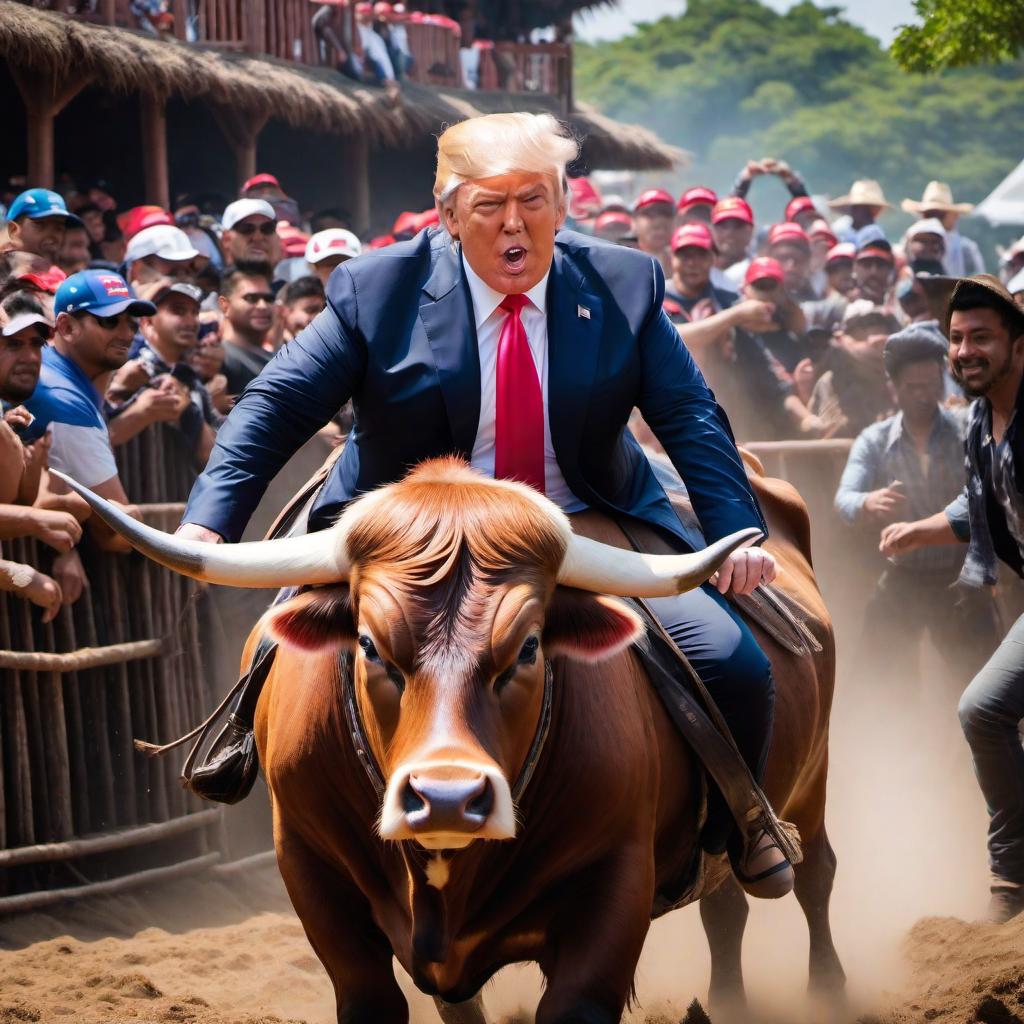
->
xmin=462 ymin=256 xmax=586 ymax=512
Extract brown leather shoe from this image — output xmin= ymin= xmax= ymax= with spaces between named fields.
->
xmin=732 ymin=829 xmax=795 ymax=900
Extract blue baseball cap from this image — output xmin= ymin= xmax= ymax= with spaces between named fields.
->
xmin=6 ymin=188 xmax=83 ymax=227
xmin=55 ymin=270 xmax=156 ymax=318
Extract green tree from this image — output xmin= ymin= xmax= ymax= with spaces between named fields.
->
xmin=892 ymin=0 xmax=1024 ymax=73
xmin=573 ymin=0 xmax=1024 ymax=238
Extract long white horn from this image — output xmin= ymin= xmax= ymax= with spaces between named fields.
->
xmin=50 ymin=470 xmax=349 ymax=588
xmin=557 ymin=528 xmax=763 ymax=597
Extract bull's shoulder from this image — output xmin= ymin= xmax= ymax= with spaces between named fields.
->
xmin=746 ymin=464 xmax=813 ymax=571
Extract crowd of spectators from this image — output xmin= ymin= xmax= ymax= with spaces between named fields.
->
xmin=1 ymin=156 xmax=1021 ymax=699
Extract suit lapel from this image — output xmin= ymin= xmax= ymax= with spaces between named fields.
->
xmin=548 ymin=245 xmax=603 ymax=465
xmin=419 ymin=242 xmax=481 ymax=459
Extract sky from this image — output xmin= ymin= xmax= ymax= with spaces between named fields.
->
xmin=573 ymin=0 xmax=919 ymax=45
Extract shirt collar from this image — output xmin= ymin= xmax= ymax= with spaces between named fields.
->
xmin=461 ymin=252 xmax=550 ymax=329
xmin=43 ymin=345 xmax=102 ymax=410
xmin=884 ymin=406 xmax=959 ymax=453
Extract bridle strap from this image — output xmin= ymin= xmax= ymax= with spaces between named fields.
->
xmin=340 ymin=655 xmax=555 ymax=805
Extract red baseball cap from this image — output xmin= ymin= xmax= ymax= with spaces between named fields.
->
xmin=767 ymin=221 xmax=811 ymax=249
xmin=594 ymin=210 xmax=633 ymax=232
xmin=414 ymin=207 xmax=441 ymax=231
xmin=677 ymin=186 xmax=718 ymax=213
xmin=634 ymin=188 xmax=675 ymax=214
xmin=744 ymin=257 xmax=784 ymax=286
xmin=671 ymin=222 xmax=715 ymax=252
xmin=392 ymin=210 xmax=420 ymax=236
xmin=18 ymin=266 xmax=67 ymax=295
xmin=242 ymin=173 xmax=282 ymax=193
xmin=711 ymin=197 xmax=753 ymax=226
xmin=808 ymin=219 xmax=838 ymax=246
xmin=117 ymin=205 xmax=174 ymax=241
xmin=368 ymin=234 xmax=395 ymax=249
xmin=277 ymin=223 xmax=309 ymax=257
xmin=784 ymin=195 xmax=817 ymax=221
xmin=569 ymin=176 xmax=603 ymax=218
xmin=826 ymin=242 xmax=857 ymax=265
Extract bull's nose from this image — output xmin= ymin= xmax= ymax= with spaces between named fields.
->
xmin=403 ymin=773 xmax=494 ymax=833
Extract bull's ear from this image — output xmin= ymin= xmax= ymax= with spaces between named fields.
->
xmin=543 ymin=588 xmax=644 ymax=663
xmin=263 ymin=586 xmax=357 ymax=652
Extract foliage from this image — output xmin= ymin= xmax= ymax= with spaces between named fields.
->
xmin=573 ymin=0 xmax=1024 ymax=232
xmin=892 ymin=0 xmax=1024 ymax=73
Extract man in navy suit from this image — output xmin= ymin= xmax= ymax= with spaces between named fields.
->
xmin=179 ymin=112 xmax=791 ymax=897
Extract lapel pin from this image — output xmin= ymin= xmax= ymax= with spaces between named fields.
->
xmin=577 ymin=305 xmax=591 ymax=320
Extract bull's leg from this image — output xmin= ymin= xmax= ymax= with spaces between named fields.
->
xmin=792 ymin=825 xmax=846 ymax=999
xmin=275 ymin=824 xmax=409 ymax=1024
xmin=434 ymin=992 xmax=489 ymax=1024
xmin=699 ymin=873 xmax=749 ymax=1015
xmin=534 ymin=848 xmax=653 ymax=1024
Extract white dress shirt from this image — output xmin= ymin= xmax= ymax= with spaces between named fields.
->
xmin=462 ymin=254 xmax=587 ymax=512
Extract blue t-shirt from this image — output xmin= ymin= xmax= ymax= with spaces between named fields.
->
xmin=24 ymin=346 xmax=118 ymax=488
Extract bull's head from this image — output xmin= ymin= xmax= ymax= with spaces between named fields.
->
xmin=52 ymin=461 xmax=758 ymax=851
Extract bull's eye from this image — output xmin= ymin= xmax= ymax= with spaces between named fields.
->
xmin=518 ymin=635 xmax=540 ymax=665
xmin=358 ymin=635 xmax=381 ymax=664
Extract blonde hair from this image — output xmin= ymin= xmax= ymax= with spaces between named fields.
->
xmin=433 ymin=113 xmax=579 ymax=202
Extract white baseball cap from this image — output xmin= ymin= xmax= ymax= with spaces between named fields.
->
xmin=223 ymin=198 xmax=277 ymax=231
xmin=906 ymin=217 xmax=947 ymax=241
xmin=125 ymin=224 xmax=200 ymax=266
xmin=305 ymin=229 xmax=362 ymax=264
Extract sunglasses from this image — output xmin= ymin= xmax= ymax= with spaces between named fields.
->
xmin=239 ymin=292 xmax=276 ymax=306
xmin=75 ymin=310 xmax=139 ymax=332
xmin=233 ymin=222 xmax=277 ymax=237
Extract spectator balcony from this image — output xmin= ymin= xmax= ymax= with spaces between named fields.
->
xmin=24 ymin=0 xmax=574 ymax=112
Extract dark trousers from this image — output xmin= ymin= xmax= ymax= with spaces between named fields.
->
xmin=862 ymin=565 xmax=999 ymax=699
xmin=959 ymin=611 xmax=1024 ymax=884
xmin=647 ymin=583 xmax=774 ymax=853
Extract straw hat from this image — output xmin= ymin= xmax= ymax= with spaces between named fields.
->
xmin=827 ymin=179 xmax=891 ymax=211
xmin=901 ymin=181 xmax=974 ymax=216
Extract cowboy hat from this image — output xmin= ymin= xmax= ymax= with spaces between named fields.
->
xmin=827 ymin=179 xmax=891 ymax=211
xmin=901 ymin=181 xmax=974 ymax=216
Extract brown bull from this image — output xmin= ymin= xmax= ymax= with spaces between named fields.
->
xmin=55 ymin=458 xmax=842 ymax=1024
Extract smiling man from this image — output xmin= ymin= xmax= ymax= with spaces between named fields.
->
xmin=176 ymin=112 xmax=791 ymax=898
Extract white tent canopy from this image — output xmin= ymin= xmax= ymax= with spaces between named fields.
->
xmin=976 ymin=158 xmax=1024 ymax=226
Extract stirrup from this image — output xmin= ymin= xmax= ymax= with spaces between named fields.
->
xmin=731 ymin=829 xmax=794 ymax=900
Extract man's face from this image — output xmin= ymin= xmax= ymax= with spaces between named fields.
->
xmin=81 ymin=208 xmax=105 ymax=243
xmin=908 ymin=232 xmax=945 ymax=265
xmin=58 ymin=227 xmax=91 ymax=274
xmin=892 ymin=359 xmax=944 ymax=423
xmin=670 ymin=246 xmax=713 ymax=295
xmin=854 ymin=256 xmax=893 ymax=303
xmin=148 ymin=294 xmax=200 ymax=354
xmin=225 ymin=215 xmax=280 ymax=264
xmin=222 ymin=276 xmax=275 ymax=338
xmin=133 ymin=255 xmax=195 ymax=286
xmin=793 ymin=209 xmax=818 ymax=232
xmin=840 ymin=324 xmax=889 ymax=367
xmin=10 ymin=215 xmax=66 ymax=259
xmin=312 ymin=255 xmax=350 ymax=287
xmin=58 ymin=310 xmax=137 ymax=376
xmin=849 ymin=204 xmax=881 ymax=228
xmin=443 ymin=171 xmax=565 ymax=295
xmin=770 ymin=242 xmax=811 ymax=293
xmin=678 ymin=203 xmax=712 ymax=226
xmin=713 ymin=218 xmax=752 ymax=262
xmin=284 ymin=295 xmax=325 ymax=338
xmin=924 ymin=209 xmax=957 ymax=231
xmin=633 ymin=204 xmax=675 ymax=256
xmin=826 ymin=259 xmax=855 ymax=297
xmin=0 ymin=325 xmax=47 ymax=402
xmin=949 ymin=307 xmax=1024 ymax=398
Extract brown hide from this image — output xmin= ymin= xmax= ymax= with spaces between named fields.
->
xmin=251 ymin=463 xmax=834 ymax=1018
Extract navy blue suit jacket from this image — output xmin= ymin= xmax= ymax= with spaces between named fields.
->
xmin=183 ymin=229 xmax=767 ymax=550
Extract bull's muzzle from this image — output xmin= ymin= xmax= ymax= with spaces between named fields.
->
xmin=379 ymin=763 xmax=516 ymax=849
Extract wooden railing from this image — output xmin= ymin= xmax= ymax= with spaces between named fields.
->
xmin=405 ymin=17 xmax=463 ymax=88
xmin=477 ymin=41 xmax=572 ymax=110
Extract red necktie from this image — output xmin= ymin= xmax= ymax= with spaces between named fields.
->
xmin=494 ymin=293 xmax=545 ymax=493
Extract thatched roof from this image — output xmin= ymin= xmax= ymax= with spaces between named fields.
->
xmin=0 ymin=2 xmax=678 ymax=170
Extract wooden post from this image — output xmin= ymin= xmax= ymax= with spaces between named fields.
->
xmin=100 ymin=0 xmax=116 ymax=25
xmin=9 ymin=66 xmax=91 ymax=189
xmin=210 ymin=103 xmax=269 ymax=190
xmin=171 ymin=0 xmax=188 ymax=40
xmin=340 ymin=131 xmax=370 ymax=236
xmin=140 ymin=93 xmax=170 ymax=209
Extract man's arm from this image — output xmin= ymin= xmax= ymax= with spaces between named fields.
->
xmin=638 ymin=272 xmax=767 ymax=545
xmin=181 ymin=271 xmax=366 ymax=542
xmin=879 ymin=497 xmax=964 ymax=559
xmin=834 ymin=430 xmax=879 ymax=523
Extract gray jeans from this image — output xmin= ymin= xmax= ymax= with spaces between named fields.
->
xmin=958 ymin=611 xmax=1024 ymax=884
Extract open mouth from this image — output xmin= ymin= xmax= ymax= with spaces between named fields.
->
xmin=501 ymin=246 xmax=528 ymax=274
